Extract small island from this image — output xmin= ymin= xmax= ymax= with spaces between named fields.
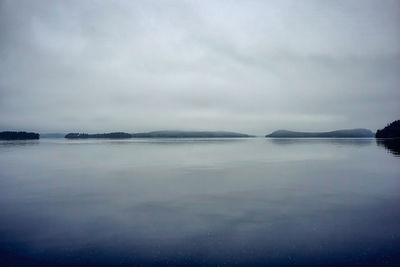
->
xmin=131 ymin=131 xmax=254 ymax=138
xmin=376 ymin=120 xmax=400 ymax=138
xmin=65 ymin=132 xmax=132 ymax=139
xmin=0 ymin=131 xmax=40 ymax=140
xmin=265 ymin=129 xmax=374 ymax=138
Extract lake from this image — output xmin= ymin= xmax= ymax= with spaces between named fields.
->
xmin=0 ymin=138 xmax=399 ymax=266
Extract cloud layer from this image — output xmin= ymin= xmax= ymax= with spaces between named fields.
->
xmin=1 ymin=0 xmax=399 ymax=134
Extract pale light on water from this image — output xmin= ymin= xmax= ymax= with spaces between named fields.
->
xmin=0 ymin=138 xmax=399 ymax=266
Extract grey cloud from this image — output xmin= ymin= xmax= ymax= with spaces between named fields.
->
xmin=0 ymin=0 xmax=399 ymax=134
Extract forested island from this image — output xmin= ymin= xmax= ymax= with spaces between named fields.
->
xmin=0 ymin=131 xmax=40 ymax=140
xmin=6 ymin=121 xmax=400 ymax=141
xmin=376 ymin=120 xmax=400 ymax=138
xmin=65 ymin=132 xmax=132 ymax=139
xmin=65 ymin=131 xmax=253 ymax=139
xmin=265 ymin=129 xmax=374 ymax=138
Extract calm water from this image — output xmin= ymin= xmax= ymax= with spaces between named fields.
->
xmin=0 ymin=138 xmax=399 ymax=266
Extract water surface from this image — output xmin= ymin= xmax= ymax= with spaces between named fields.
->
xmin=0 ymin=138 xmax=399 ymax=266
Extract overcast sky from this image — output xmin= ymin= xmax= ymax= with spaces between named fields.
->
xmin=0 ymin=0 xmax=399 ymax=135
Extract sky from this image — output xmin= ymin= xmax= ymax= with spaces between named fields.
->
xmin=0 ymin=0 xmax=399 ymax=135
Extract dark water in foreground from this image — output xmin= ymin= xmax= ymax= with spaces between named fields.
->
xmin=0 ymin=138 xmax=399 ymax=266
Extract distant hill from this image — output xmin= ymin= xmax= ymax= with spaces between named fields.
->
xmin=265 ymin=129 xmax=374 ymax=138
xmin=376 ymin=120 xmax=400 ymax=138
xmin=131 ymin=131 xmax=254 ymax=138
xmin=65 ymin=132 xmax=132 ymax=139
xmin=0 ymin=131 xmax=40 ymax=140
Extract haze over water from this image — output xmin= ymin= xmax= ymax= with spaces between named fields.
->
xmin=0 ymin=138 xmax=399 ymax=266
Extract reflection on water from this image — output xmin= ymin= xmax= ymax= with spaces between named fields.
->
xmin=376 ymin=139 xmax=400 ymax=157
xmin=0 ymin=140 xmax=39 ymax=147
xmin=0 ymin=138 xmax=399 ymax=266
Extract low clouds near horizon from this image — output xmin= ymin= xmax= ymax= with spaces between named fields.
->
xmin=1 ymin=0 xmax=399 ymax=134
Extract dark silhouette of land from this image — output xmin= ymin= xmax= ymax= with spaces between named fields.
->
xmin=265 ymin=129 xmax=374 ymax=138
xmin=376 ymin=120 xmax=400 ymax=138
xmin=65 ymin=132 xmax=132 ymax=139
xmin=131 ymin=131 xmax=254 ymax=138
xmin=65 ymin=131 xmax=253 ymax=139
xmin=0 ymin=131 xmax=40 ymax=140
